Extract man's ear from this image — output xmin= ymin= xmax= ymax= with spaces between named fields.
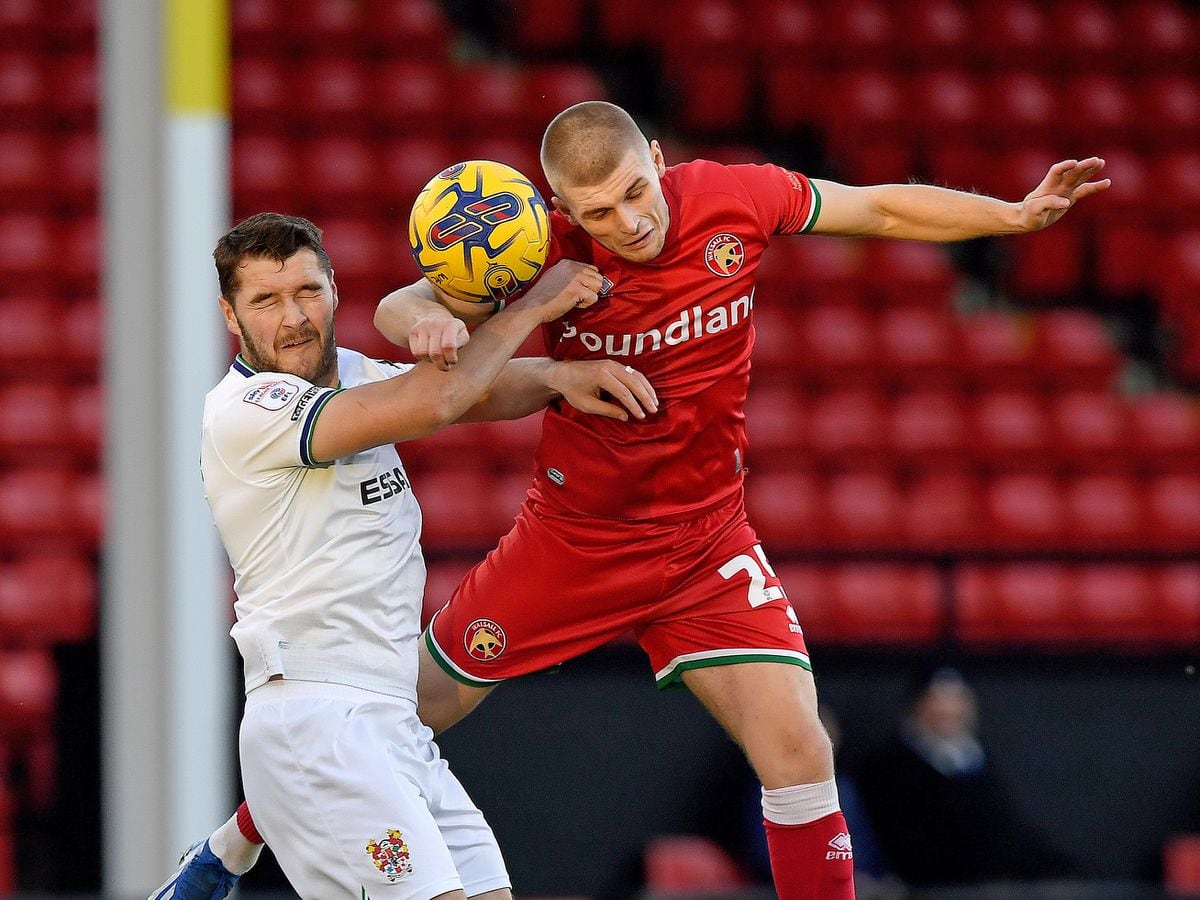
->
xmin=330 ymin=272 xmax=339 ymax=310
xmin=218 ymin=295 xmax=240 ymax=336
xmin=650 ymin=139 xmax=666 ymax=177
xmin=551 ymin=195 xmax=576 ymax=226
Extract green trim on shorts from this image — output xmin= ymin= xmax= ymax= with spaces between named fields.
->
xmin=422 ymin=625 xmax=501 ymax=689
xmin=655 ymin=650 xmax=813 ymax=690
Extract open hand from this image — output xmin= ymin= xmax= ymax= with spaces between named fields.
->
xmin=549 ymin=359 xmax=658 ymax=421
xmin=1017 ymin=157 xmax=1110 ymax=231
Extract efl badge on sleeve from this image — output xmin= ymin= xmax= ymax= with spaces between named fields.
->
xmin=365 ymin=829 xmax=413 ymax=883
xmin=243 ymin=379 xmax=300 ymax=411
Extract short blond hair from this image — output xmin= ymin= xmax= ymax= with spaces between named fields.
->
xmin=540 ymin=101 xmax=650 ymax=192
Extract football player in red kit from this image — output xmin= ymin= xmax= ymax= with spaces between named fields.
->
xmin=176 ymin=101 xmax=1108 ymax=900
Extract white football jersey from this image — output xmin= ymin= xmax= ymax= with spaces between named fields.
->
xmin=201 ymin=347 xmax=426 ymax=700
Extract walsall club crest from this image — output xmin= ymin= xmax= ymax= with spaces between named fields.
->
xmin=465 ymin=618 xmax=507 ymax=661
xmin=366 ymin=829 xmax=413 ymax=883
xmin=704 ymin=232 xmax=745 ymax=277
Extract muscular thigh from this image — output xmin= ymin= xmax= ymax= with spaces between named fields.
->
xmin=682 ymin=661 xmax=833 ymax=788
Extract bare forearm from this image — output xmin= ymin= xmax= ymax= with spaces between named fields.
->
xmin=375 ymin=280 xmax=492 ymax=348
xmin=457 ymin=357 xmax=559 ymax=423
xmin=812 ymin=179 xmax=1024 ymax=242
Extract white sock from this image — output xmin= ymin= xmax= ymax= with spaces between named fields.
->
xmin=208 ymin=814 xmax=263 ymax=875
xmin=761 ymin=778 xmax=841 ymax=826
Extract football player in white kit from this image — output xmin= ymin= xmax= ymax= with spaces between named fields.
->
xmin=151 ymin=212 xmax=656 ymax=900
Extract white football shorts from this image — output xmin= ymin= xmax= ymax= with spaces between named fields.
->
xmin=240 ymin=679 xmax=510 ymax=899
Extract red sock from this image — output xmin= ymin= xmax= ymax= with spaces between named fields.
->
xmin=763 ymin=810 xmax=856 ymax=900
xmin=236 ymin=801 xmax=264 ymax=845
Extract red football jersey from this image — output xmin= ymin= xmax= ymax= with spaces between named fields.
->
xmin=530 ymin=159 xmax=820 ymax=520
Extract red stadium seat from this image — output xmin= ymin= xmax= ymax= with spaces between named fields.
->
xmin=59 ymin=214 xmax=100 ymax=290
xmin=0 ymin=552 xmax=96 ymax=643
xmin=868 ymin=240 xmax=957 ymax=309
xmin=1049 ymin=391 xmax=1128 ymax=463
xmin=378 ymin=136 xmax=457 ymax=207
xmin=751 ymin=0 xmax=821 ymax=64
xmin=788 ymin=236 xmax=871 ymax=308
xmin=374 ymin=60 xmax=449 ymax=133
xmin=793 ymin=305 xmax=878 ymax=386
xmin=744 ymin=385 xmax=806 ymax=459
xmin=0 ymin=647 xmax=56 ymax=737
xmin=1003 ymin=220 xmax=1086 ymax=301
xmin=232 ymin=133 xmax=297 ymax=211
xmin=68 ymin=381 xmax=103 ymax=460
xmin=644 ymin=834 xmax=748 ymax=891
xmin=412 ymin=467 xmax=506 ymax=552
xmin=665 ymin=61 xmax=752 ymax=137
xmin=55 ymin=130 xmax=99 ymax=206
xmin=1120 ymin=1 xmax=1196 ymax=73
xmin=1062 ymin=74 xmax=1134 ymax=148
xmin=877 ymin=307 xmax=955 ymax=385
xmin=1064 ymin=474 xmax=1145 ymax=549
xmin=1073 ymin=564 xmax=1159 ymax=644
xmin=1157 ymin=564 xmax=1200 ymax=646
xmin=825 ymin=70 xmax=912 ymax=182
xmin=982 ymin=73 xmax=1058 ymax=149
xmin=366 ymin=0 xmax=451 ymax=58
xmin=955 ymin=563 xmax=1074 ymax=645
xmin=889 ymin=391 xmax=968 ymax=462
xmin=0 ymin=52 xmax=44 ymax=123
xmin=1157 ymin=230 xmax=1200 ymax=326
xmin=1048 ymin=0 xmax=1120 ymax=70
xmin=664 ymin=0 xmax=747 ymax=60
xmin=909 ymin=70 xmax=984 ymax=150
xmin=484 ymin=411 xmax=545 ymax=468
xmin=523 ymin=65 xmax=607 ymax=132
xmin=0 ymin=296 xmax=59 ymax=372
xmin=0 ymin=468 xmax=82 ymax=548
xmin=1034 ymin=310 xmax=1119 ymax=390
xmin=301 ymin=58 xmax=371 ymax=125
xmin=331 ymin=299 xmax=394 ymax=362
xmin=302 ymin=137 xmax=378 ymax=205
xmin=0 ymin=214 xmax=54 ymax=282
xmin=1130 ymin=392 xmax=1200 ymax=471
xmin=820 ymin=0 xmax=898 ymax=65
xmin=904 ymin=471 xmax=984 ymax=551
xmin=971 ymin=391 xmax=1051 ymax=466
xmin=0 ymin=130 xmax=49 ymax=198
xmin=231 ymin=57 xmax=290 ymax=123
xmin=1165 ymin=834 xmax=1200 ymax=897
xmin=0 ymin=382 xmax=74 ymax=462
xmin=509 ymin=0 xmax=586 ymax=52
xmin=984 ymin=474 xmax=1066 ymax=549
xmin=825 ymin=470 xmax=904 ymax=548
xmin=1094 ymin=223 xmax=1157 ymax=298
xmin=596 ymin=0 xmax=661 ymax=47
xmin=1146 ymin=473 xmax=1200 ymax=548
xmin=805 ymin=390 xmax=887 ymax=460
xmin=1149 ymin=152 xmax=1200 ymax=232
xmin=897 ymin=0 xmax=972 ymax=66
xmin=745 ymin=469 xmax=825 ymax=550
xmin=452 ymin=65 xmax=535 ymax=140
xmin=956 ymin=312 xmax=1038 ymax=391
xmin=972 ymin=0 xmax=1051 ymax=69
xmin=762 ymin=63 xmax=823 ymax=132
xmin=62 ymin=297 xmax=102 ymax=377
xmin=1134 ymin=76 xmax=1200 ymax=153
xmin=823 ymin=563 xmax=944 ymax=644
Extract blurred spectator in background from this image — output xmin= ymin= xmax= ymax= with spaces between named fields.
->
xmin=860 ymin=666 xmax=1074 ymax=887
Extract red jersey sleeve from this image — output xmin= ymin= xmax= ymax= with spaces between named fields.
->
xmin=726 ymin=163 xmax=822 ymax=237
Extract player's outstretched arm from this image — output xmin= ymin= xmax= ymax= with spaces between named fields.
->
xmin=311 ymin=261 xmax=602 ymax=462
xmin=457 ymin=358 xmax=658 ymax=424
xmin=375 ymin=279 xmax=492 ymax=371
xmin=809 ymin=157 xmax=1109 ymax=242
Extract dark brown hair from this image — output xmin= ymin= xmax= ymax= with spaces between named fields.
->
xmin=213 ymin=212 xmax=333 ymax=300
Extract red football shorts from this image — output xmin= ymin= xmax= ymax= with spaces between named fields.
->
xmin=425 ymin=490 xmax=811 ymax=689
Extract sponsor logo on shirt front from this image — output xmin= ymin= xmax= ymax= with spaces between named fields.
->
xmin=243 ymin=379 xmax=300 ymax=411
xmin=704 ymin=232 xmax=745 ymax=277
xmin=558 ymin=289 xmax=753 ymax=357
xmin=360 ymin=467 xmax=411 ymax=505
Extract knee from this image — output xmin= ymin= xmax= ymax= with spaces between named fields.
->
xmin=751 ymin=709 xmax=836 ymax=788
